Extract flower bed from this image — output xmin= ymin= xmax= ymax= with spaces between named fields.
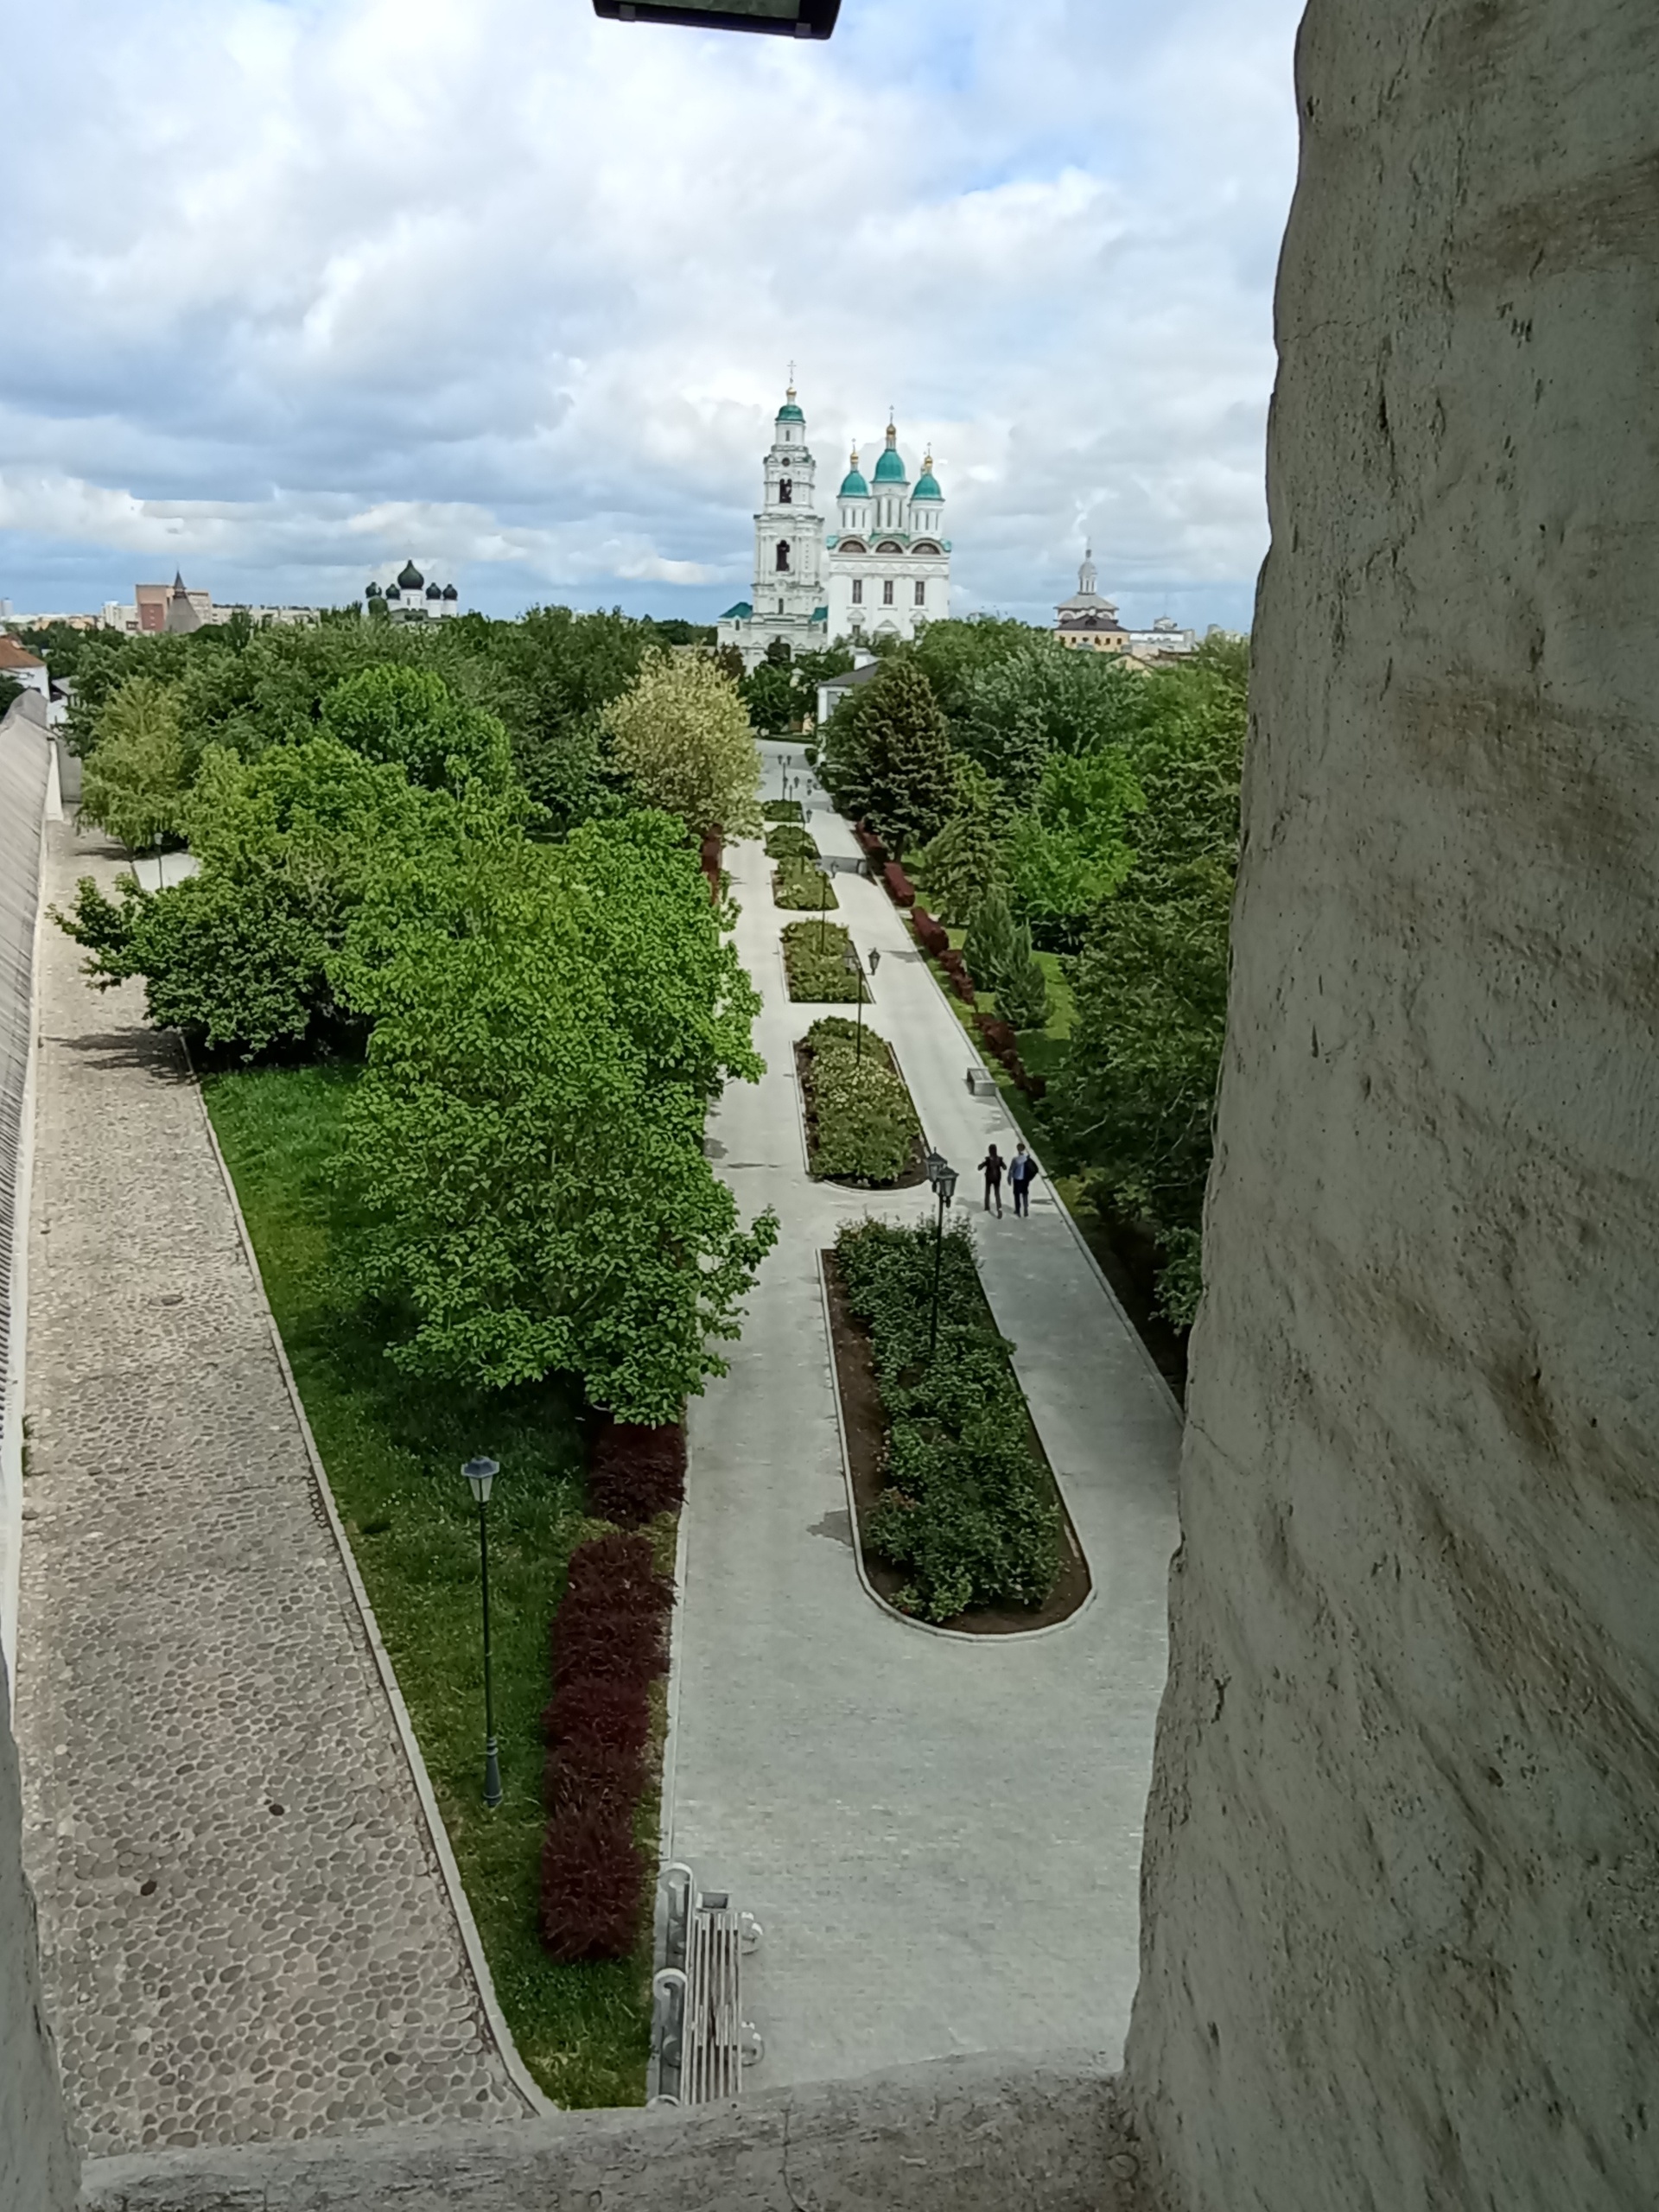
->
xmin=765 ymin=823 xmax=818 ymax=861
xmin=541 ymin=1527 xmax=675 ymax=1963
xmin=833 ymin=1218 xmax=1064 ymax=1624
xmin=796 ymin=1017 xmax=924 ymax=1185
xmin=772 ymin=856 xmax=839 ymax=912
xmin=781 ymin=919 xmax=869 ymax=1002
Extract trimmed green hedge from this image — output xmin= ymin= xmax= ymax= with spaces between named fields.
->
xmin=772 ymin=857 xmax=838 ymax=912
xmin=836 ymin=1217 xmax=1060 ymax=1623
xmin=782 ymin=919 xmax=868 ymax=1002
xmin=800 ymin=1017 xmax=919 ymax=1184
xmin=765 ymin=823 xmax=818 ymax=861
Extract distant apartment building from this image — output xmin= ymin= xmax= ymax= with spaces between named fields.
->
xmin=101 ymin=572 xmax=325 ymax=634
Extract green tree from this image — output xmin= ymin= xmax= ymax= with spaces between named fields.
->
xmin=963 ymin=891 xmax=1019 ymax=995
xmin=1052 ymin=637 xmax=1248 ymax=1325
xmin=601 ymin=649 xmax=762 ymax=840
xmin=741 ymin=639 xmax=797 ymax=736
xmin=912 ymin=759 xmax=1007 ymax=924
xmin=0 ymin=673 xmax=22 ymax=715
xmin=1005 ymin=747 xmax=1144 ymax=947
xmin=79 ymin=676 xmax=192 ymax=850
xmin=321 ymin=663 xmax=515 ymax=793
xmin=340 ymin=829 xmax=776 ymax=1421
xmin=856 ymin=660 xmax=954 ymax=856
xmin=955 ymin=641 xmax=1142 ymax=808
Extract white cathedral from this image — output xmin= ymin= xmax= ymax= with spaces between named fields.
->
xmin=716 ymin=382 xmax=951 ymax=669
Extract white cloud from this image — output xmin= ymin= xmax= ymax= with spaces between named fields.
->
xmin=0 ymin=0 xmax=1302 ymax=628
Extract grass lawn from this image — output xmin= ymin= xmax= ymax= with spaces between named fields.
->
xmin=204 ymin=1062 xmax=656 ymax=2108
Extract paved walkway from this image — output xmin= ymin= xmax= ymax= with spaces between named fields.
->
xmin=668 ymin=747 xmax=1182 ymax=2087
xmin=17 ymin=826 xmax=524 ymax=2156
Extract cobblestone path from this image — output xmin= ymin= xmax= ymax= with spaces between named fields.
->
xmin=16 ymin=827 xmax=524 ymax=2156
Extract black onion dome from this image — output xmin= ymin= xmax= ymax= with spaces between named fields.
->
xmin=397 ymin=558 xmax=423 ymax=589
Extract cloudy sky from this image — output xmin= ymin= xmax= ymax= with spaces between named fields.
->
xmin=0 ymin=0 xmax=1303 ymax=632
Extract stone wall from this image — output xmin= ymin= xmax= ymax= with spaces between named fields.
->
xmin=0 ymin=698 xmax=77 ymax=2209
xmin=1126 ymin=3 xmax=1659 ymax=2207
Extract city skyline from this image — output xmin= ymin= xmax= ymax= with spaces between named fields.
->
xmin=0 ymin=0 xmax=1302 ymax=634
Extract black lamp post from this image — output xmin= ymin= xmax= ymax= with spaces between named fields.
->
xmin=463 ymin=1456 xmax=502 ymax=1809
xmin=925 ymin=1154 xmax=958 ymax=1359
xmin=594 ymin=0 xmax=842 ymax=35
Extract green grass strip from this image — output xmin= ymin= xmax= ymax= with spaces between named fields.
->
xmin=203 ymin=1062 xmax=654 ymax=2108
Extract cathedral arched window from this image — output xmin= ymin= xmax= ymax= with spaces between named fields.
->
xmin=851 ymin=578 xmax=863 ymax=604
xmin=779 ymin=480 xmax=792 ymax=504
xmin=776 ymin=540 xmax=791 ymax=571
xmin=915 ymin=580 xmax=926 ymax=606
xmin=882 ymin=579 xmax=895 ymax=606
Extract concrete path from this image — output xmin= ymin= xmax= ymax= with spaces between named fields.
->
xmin=16 ymin=826 xmax=524 ymax=2156
xmin=668 ymin=745 xmax=1182 ymax=2088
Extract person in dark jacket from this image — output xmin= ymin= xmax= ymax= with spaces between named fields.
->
xmin=979 ymin=1145 xmax=1005 ymax=1217
xmin=1010 ymin=1141 xmax=1038 ymax=1217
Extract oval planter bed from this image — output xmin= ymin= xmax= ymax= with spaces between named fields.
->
xmin=795 ymin=1017 xmax=926 ymax=1187
xmin=781 ymin=919 xmax=869 ymax=1002
xmin=773 ymin=857 xmax=840 ymax=912
xmin=822 ymin=1221 xmax=1090 ymax=1634
xmin=765 ymin=823 xmax=818 ymax=861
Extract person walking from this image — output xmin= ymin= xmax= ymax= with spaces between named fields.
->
xmin=979 ymin=1145 xmax=1005 ymax=1217
xmin=1010 ymin=1141 xmax=1039 ymax=1217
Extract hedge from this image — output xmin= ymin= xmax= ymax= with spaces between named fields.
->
xmin=836 ymin=1217 xmax=1060 ymax=1623
xmin=539 ymin=1521 xmax=677 ymax=1962
xmin=911 ymin=906 xmax=950 ymax=959
xmin=781 ymin=919 xmax=869 ymax=1002
xmin=587 ymin=1419 xmax=686 ymax=1527
xmin=772 ymin=856 xmax=839 ymax=912
xmin=762 ymin=799 xmax=804 ymax=824
xmin=765 ymin=823 xmax=818 ymax=861
xmin=799 ymin=1017 xmax=921 ymax=1185
xmin=882 ymin=861 xmax=916 ymax=907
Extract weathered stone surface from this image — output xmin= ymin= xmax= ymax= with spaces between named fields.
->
xmin=1127 ymin=4 xmax=1659 ymax=2208
xmin=81 ymin=2054 xmax=1150 ymax=2211
xmin=18 ymin=825 xmax=521 ymax=2157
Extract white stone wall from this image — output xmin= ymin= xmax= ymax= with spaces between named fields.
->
xmin=1127 ymin=5 xmax=1659 ymax=2209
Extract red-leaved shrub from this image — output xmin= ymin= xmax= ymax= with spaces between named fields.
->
xmin=977 ymin=1015 xmax=1019 ymax=1057
xmin=546 ymin=1738 xmax=645 ymax=1818
xmin=939 ymin=945 xmax=964 ymax=976
xmin=951 ymin=972 xmax=977 ymax=1005
xmin=551 ymin=1602 xmax=668 ymax=1690
xmin=564 ymin=1529 xmax=675 ymax=1621
xmin=588 ymin=1419 xmax=687 ymax=1527
xmin=543 ymin=1674 xmax=652 ymax=1756
xmin=883 ymin=861 xmax=916 ymax=907
xmin=911 ymin=908 xmax=949 ymax=958
xmin=1020 ymin=1071 xmax=1047 ymax=1102
xmin=540 ymin=1807 xmax=645 ymax=1961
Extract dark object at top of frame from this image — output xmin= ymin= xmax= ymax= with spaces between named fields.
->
xmin=594 ymin=0 xmax=841 ymax=37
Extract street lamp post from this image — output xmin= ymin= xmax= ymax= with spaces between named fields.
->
xmin=925 ymin=1154 xmax=958 ymax=1360
xmin=463 ymin=1456 xmax=503 ymax=1809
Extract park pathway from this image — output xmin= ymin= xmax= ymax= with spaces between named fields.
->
xmin=667 ymin=743 xmax=1183 ymax=2088
xmin=16 ymin=824 xmax=524 ymax=2157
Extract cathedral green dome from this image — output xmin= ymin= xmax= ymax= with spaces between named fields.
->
xmin=872 ymin=443 xmax=908 ymax=484
xmin=914 ymin=468 xmax=942 ymax=500
xmin=840 ymin=459 xmax=869 ymax=497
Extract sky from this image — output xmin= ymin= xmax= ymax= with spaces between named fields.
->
xmin=0 ymin=0 xmax=1305 ymax=633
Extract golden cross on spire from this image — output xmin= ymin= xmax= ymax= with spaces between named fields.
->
xmin=787 ymin=359 xmax=797 ymax=394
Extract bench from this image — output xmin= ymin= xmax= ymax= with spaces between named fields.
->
xmin=651 ymin=1863 xmax=763 ymax=2105
xmin=967 ymin=1064 xmax=999 ymax=1099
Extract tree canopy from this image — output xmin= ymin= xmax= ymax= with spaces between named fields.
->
xmin=601 ymin=649 xmax=762 ymax=840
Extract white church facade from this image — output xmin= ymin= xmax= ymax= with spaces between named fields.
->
xmin=717 ymin=384 xmax=950 ymax=669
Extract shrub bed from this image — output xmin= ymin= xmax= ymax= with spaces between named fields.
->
xmin=540 ymin=1524 xmax=676 ymax=1964
xmin=797 ymin=1017 xmax=923 ymax=1185
xmin=762 ymin=799 xmax=805 ymax=824
xmin=835 ymin=1217 xmax=1061 ymax=1624
xmin=765 ymin=823 xmax=818 ymax=861
xmin=882 ymin=860 xmax=916 ymax=908
xmin=782 ymin=920 xmax=869 ymax=1002
xmin=587 ymin=1418 xmax=686 ymax=1528
xmin=772 ymin=857 xmax=839 ymax=912
xmin=855 ymin=820 xmax=887 ymax=866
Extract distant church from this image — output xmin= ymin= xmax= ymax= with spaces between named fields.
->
xmin=717 ymin=381 xmax=950 ymax=670
xmin=365 ymin=560 xmax=462 ymax=622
